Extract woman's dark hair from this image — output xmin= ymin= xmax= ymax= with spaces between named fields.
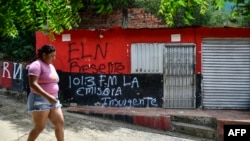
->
xmin=37 ymin=44 xmax=56 ymax=59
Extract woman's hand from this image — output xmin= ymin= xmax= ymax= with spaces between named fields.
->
xmin=47 ymin=95 xmax=58 ymax=104
xmin=29 ymin=75 xmax=58 ymax=104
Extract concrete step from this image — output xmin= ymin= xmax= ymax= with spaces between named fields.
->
xmin=170 ymin=115 xmax=217 ymax=140
xmin=171 ymin=115 xmax=217 ymax=128
xmin=171 ymin=121 xmax=217 ymax=140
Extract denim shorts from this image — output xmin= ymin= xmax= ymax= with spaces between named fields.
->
xmin=27 ymin=92 xmax=62 ymax=113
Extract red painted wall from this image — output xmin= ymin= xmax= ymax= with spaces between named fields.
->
xmin=36 ymin=27 xmax=250 ymax=74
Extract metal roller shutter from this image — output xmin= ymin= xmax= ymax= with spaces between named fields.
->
xmin=202 ymin=38 xmax=250 ymax=109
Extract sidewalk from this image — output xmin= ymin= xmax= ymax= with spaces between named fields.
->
xmin=67 ymin=106 xmax=250 ymax=141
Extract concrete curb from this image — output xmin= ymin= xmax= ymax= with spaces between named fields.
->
xmin=133 ymin=115 xmax=171 ymax=130
xmin=67 ymin=106 xmax=250 ymax=141
xmin=67 ymin=107 xmax=171 ymax=131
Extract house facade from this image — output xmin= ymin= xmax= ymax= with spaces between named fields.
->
xmin=35 ymin=27 xmax=250 ymax=109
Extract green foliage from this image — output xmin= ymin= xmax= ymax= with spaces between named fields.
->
xmin=0 ymin=0 xmax=84 ymax=39
xmin=134 ymin=0 xmax=162 ymax=19
xmin=159 ymin=0 xmax=211 ymax=26
xmin=0 ymin=30 xmax=35 ymax=62
xmin=229 ymin=0 xmax=250 ymax=18
xmin=91 ymin=0 xmax=249 ymax=27
xmin=92 ymin=0 xmax=137 ymax=14
xmin=1 ymin=0 xmax=249 ymax=39
xmin=205 ymin=6 xmax=231 ymax=26
xmin=159 ymin=0 xmax=250 ymax=27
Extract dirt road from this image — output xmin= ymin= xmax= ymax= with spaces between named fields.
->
xmin=0 ymin=92 xmax=196 ymax=141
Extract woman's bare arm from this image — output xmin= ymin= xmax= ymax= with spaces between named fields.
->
xmin=28 ymin=75 xmax=57 ymax=104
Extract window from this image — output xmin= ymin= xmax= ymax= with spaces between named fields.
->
xmin=131 ymin=43 xmax=164 ymax=74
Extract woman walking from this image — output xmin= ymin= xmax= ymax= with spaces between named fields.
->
xmin=26 ymin=44 xmax=64 ymax=141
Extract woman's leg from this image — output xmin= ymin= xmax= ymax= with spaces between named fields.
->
xmin=27 ymin=110 xmax=50 ymax=141
xmin=49 ymin=107 xmax=64 ymax=141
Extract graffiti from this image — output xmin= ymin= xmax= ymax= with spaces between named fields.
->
xmin=0 ymin=61 xmax=24 ymax=91
xmin=69 ymin=62 xmax=125 ymax=74
xmin=68 ymin=42 xmax=108 ymax=61
xmin=67 ymin=42 xmax=125 ymax=74
xmin=69 ymin=75 xmax=139 ymax=96
xmin=0 ymin=61 xmax=163 ymax=107
xmin=75 ymin=86 xmax=123 ymax=97
xmin=67 ymin=74 xmax=160 ymax=107
xmin=1 ymin=62 xmax=23 ymax=79
xmin=101 ymin=97 xmax=158 ymax=107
